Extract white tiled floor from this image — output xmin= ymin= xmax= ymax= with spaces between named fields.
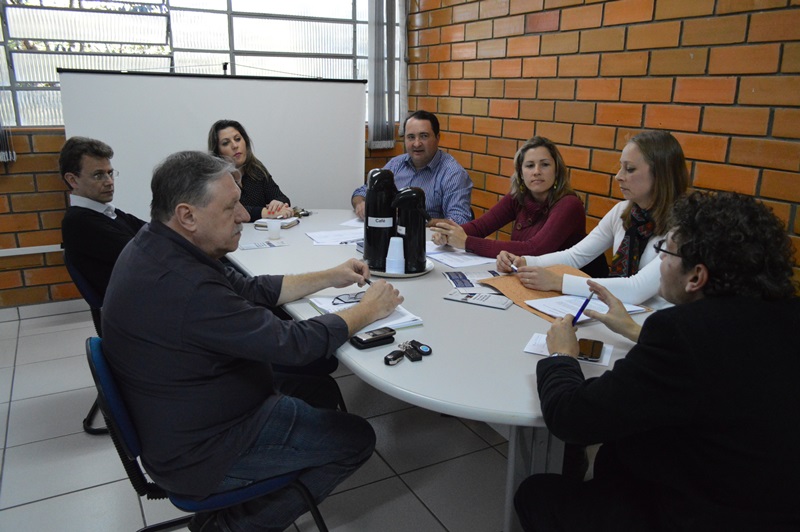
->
xmin=0 ymin=303 xmax=509 ymax=531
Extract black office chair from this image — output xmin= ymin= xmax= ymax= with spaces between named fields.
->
xmin=85 ymin=337 xmax=328 ymax=532
xmin=63 ymin=250 xmax=108 ymax=435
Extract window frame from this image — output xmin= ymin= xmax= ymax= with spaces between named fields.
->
xmin=0 ymin=0 xmax=392 ymax=127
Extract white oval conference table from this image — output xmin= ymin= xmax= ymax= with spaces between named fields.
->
xmin=227 ymin=209 xmax=646 ymax=531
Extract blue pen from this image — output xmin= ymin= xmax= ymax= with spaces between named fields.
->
xmin=572 ymin=292 xmax=595 ymax=326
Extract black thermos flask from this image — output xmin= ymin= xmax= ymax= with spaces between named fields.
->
xmin=391 ymin=187 xmax=430 ymax=274
xmin=362 ymin=169 xmax=398 ymax=272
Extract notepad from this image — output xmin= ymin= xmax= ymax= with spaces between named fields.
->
xmin=309 ymin=294 xmax=422 ymax=333
xmin=525 ymin=295 xmax=646 ymax=324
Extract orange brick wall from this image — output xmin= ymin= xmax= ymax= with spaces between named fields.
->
xmin=0 ymin=128 xmax=77 ymax=307
xmin=405 ymin=0 xmax=800 ymax=281
xmin=4 ymin=0 xmax=800 ymax=308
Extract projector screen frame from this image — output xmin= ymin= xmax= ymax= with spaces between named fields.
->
xmin=59 ymin=69 xmax=367 ymax=220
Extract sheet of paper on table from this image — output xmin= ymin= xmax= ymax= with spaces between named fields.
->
xmin=339 ymin=217 xmax=364 ymax=228
xmin=305 ymin=228 xmax=364 ymax=246
xmin=524 ymin=333 xmax=613 ymax=367
xmin=309 ymin=295 xmax=423 ymax=334
xmin=426 ymin=241 xmax=497 ymax=268
xmin=525 ymin=295 xmax=646 ymax=324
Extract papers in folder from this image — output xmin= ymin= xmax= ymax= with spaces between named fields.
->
xmin=525 ymin=295 xmax=646 ymax=324
xmin=309 ymin=295 xmax=422 ymax=334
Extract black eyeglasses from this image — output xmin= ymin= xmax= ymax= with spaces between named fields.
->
xmin=653 ymin=239 xmax=681 ymax=258
xmin=332 ymin=292 xmax=364 ymax=305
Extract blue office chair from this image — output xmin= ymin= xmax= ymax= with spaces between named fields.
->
xmin=63 ymin=249 xmax=108 ymax=435
xmin=85 ymin=337 xmax=328 ymax=532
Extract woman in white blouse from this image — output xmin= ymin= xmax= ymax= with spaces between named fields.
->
xmin=496 ymin=130 xmax=689 ymax=308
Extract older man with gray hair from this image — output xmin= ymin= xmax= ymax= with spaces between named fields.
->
xmin=103 ymin=151 xmax=402 ymax=532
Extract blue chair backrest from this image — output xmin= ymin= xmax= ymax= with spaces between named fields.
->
xmin=86 ymin=337 xmax=142 ymax=460
xmin=64 ymin=250 xmax=104 ymax=310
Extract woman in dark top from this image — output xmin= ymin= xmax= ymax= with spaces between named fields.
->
xmin=208 ymin=119 xmax=293 ymax=221
xmin=431 ymin=136 xmax=608 ymax=277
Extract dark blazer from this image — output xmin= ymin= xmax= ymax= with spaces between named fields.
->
xmin=537 ymin=295 xmax=800 ymax=530
xmin=239 ymin=165 xmax=291 ymax=222
xmin=61 ymin=205 xmax=145 ymax=300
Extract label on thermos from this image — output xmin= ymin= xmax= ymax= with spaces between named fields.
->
xmin=396 ymin=225 xmax=406 ymax=236
xmin=367 ymin=217 xmax=393 ymax=228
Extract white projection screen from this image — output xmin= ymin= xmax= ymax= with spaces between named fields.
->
xmin=59 ymin=70 xmax=366 ymax=220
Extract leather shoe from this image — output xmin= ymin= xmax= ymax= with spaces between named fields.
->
xmin=188 ymin=511 xmax=223 ymax=532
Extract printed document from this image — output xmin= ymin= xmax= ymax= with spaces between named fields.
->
xmin=525 ymin=295 xmax=646 ymax=324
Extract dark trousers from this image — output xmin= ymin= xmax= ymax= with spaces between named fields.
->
xmin=514 ymin=442 xmax=658 ymax=531
xmin=273 ymin=372 xmax=342 ymax=410
xmin=212 ymin=374 xmax=374 ymax=532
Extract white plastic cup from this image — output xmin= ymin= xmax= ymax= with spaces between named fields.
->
xmin=385 ymin=236 xmax=405 ymax=274
xmin=266 ymin=219 xmax=282 ymax=240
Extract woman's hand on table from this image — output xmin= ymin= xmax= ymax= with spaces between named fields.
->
xmin=430 ymin=219 xmax=467 ymax=249
xmin=517 ymin=266 xmax=563 ymax=292
xmin=496 ymin=251 xmax=527 ymax=273
xmin=262 ymin=201 xmax=293 ymax=219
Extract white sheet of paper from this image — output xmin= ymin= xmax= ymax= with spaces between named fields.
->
xmin=525 ymin=295 xmax=646 ymax=324
xmin=305 ymin=228 xmax=364 ymax=246
xmin=340 ymin=217 xmax=364 ymax=228
xmin=523 ymin=333 xmax=613 ymax=367
xmin=426 ymin=241 xmax=497 ymax=268
xmin=309 ymin=295 xmax=423 ymax=334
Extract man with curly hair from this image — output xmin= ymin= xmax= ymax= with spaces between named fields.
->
xmin=515 ymin=191 xmax=800 ymax=531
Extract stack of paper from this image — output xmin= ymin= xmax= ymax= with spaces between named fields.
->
xmin=525 ymin=295 xmax=646 ymax=324
xmin=309 ymin=294 xmax=422 ymax=333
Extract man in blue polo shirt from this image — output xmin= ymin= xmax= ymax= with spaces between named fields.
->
xmin=352 ymin=110 xmax=473 ymax=224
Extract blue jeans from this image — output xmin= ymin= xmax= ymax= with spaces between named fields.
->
xmin=212 ymin=395 xmax=375 ymax=532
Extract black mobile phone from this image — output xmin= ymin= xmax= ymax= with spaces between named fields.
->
xmin=350 ymin=327 xmax=396 ymax=349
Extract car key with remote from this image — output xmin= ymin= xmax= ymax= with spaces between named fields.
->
xmin=408 ymin=339 xmax=432 ymax=356
xmin=403 ymin=346 xmax=422 ymax=362
xmin=384 ymin=350 xmax=405 ymax=366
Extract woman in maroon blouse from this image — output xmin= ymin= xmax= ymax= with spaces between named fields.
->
xmin=432 ymin=137 xmax=604 ymax=275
